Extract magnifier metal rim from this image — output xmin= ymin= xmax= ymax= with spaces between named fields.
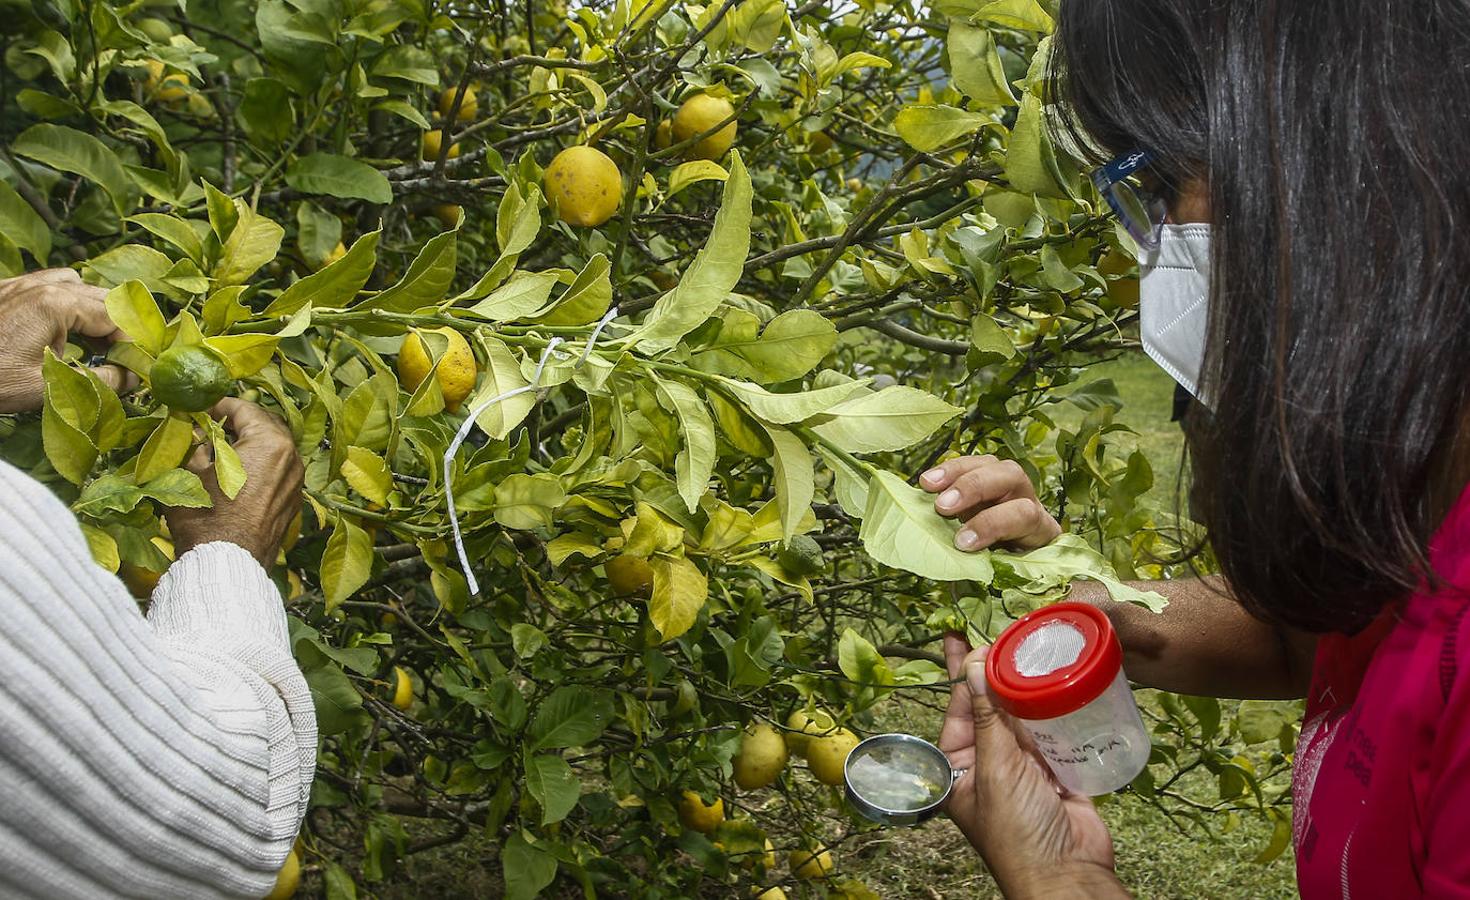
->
xmin=844 ymin=733 xmax=954 ymax=825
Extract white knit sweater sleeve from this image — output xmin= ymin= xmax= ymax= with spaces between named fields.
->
xmin=0 ymin=460 xmax=317 ymax=900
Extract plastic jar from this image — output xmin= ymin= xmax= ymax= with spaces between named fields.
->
xmin=985 ymin=602 xmax=1150 ymax=796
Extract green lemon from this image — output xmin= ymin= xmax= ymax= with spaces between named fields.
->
xmin=151 ymin=345 xmax=233 ymax=412
xmin=777 ymin=534 xmax=825 ymax=577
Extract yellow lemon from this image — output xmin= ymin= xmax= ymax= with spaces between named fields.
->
xmin=677 ymin=790 xmax=724 ymax=833
xmin=654 ymin=119 xmax=673 ymax=150
xmin=392 ymin=666 xmax=413 ymax=710
xmin=144 ymin=59 xmax=189 ymax=102
xmin=437 ymin=85 xmax=478 ymax=121
xmin=733 ymin=723 xmax=788 ymax=790
xmin=755 ymin=889 xmax=787 ymax=900
xmin=421 ymin=129 xmax=461 ymax=161
xmin=544 ymin=146 xmax=624 ymax=227
xmin=605 ymin=554 xmax=654 ymax=597
xmin=285 ymin=571 xmax=304 ymax=601
xmin=432 ymin=204 xmax=463 ymax=228
xmin=672 ymin=93 xmax=738 ymax=161
xmin=789 ymin=847 xmax=835 ymax=880
xmin=784 ymin=707 xmax=837 ymax=758
xmin=397 ymin=327 xmax=478 ymax=412
xmin=805 ymin=728 xmax=859 ymax=786
xmin=847 ymin=177 xmax=863 ymax=192
xmin=323 ymin=241 xmax=347 ymax=267
xmin=264 ymin=851 xmax=300 ymax=900
xmin=806 ymin=131 xmax=834 ymax=154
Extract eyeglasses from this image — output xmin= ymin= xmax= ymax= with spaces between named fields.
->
xmin=1091 ymin=150 xmax=1167 ymax=250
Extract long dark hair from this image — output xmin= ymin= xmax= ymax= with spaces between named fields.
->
xmin=1049 ymin=0 xmax=1470 ymax=633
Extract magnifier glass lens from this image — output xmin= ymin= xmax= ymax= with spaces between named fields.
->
xmin=847 ymin=738 xmax=950 ymax=813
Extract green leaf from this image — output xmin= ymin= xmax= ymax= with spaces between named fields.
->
xmin=86 ymin=245 xmax=175 ymax=294
xmin=649 ymin=554 xmax=708 ymax=641
xmin=860 ymin=471 xmax=995 ymax=581
xmin=1040 ymin=243 xmax=1084 ymax=293
xmin=948 ymin=21 xmax=1018 ymax=108
xmin=525 ymin=754 xmax=580 ymax=825
xmin=362 ymin=230 xmax=456 ymax=313
xmin=341 ymin=445 xmax=393 ymax=506
xmin=970 ymin=314 xmax=1016 ymax=359
xmin=635 ymin=152 xmax=753 ymax=353
xmin=103 ymin=280 xmax=165 ymax=354
xmin=1235 ymin=700 xmax=1290 ymax=746
xmin=656 ymin=380 xmax=717 ymax=513
xmin=502 ymin=832 xmax=558 ymax=900
xmin=493 ymin=473 xmax=567 ymax=530
xmin=13 ymin=123 xmax=132 ymax=215
xmin=0 ymin=179 xmax=51 ymax=264
xmin=465 ymin=270 xmax=560 ymax=321
xmin=818 ymin=446 xmax=870 ymax=519
xmin=761 ymin=423 xmax=814 ymax=541
xmin=537 ymin=253 xmax=611 ymax=326
xmin=266 ymin=230 xmax=380 ymax=315
xmin=973 ymin=0 xmax=1054 ymax=32
xmin=321 ymin=513 xmax=374 ymax=612
xmin=134 ymin=415 xmax=193 ymax=484
xmin=893 ymin=105 xmax=989 ymax=153
xmin=73 ymin=475 xmax=146 ymax=518
xmin=667 ymin=160 xmax=728 ymax=198
xmin=285 ymin=153 xmax=393 ymax=204
xmin=527 ymin=686 xmax=614 ymax=750
xmin=471 ymin=336 xmax=534 ymax=440
xmin=719 ymin=377 xmax=869 ymax=425
xmin=1006 ymin=91 xmax=1073 ymax=200
xmin=126 ymin=213 xmax=204 ymax=264
xmin=992 ymin=534 xmax=1169 ymax=611
xmin=215 ymin=201 xmax=285 ymax=287
xmin=238 ymin=78 xmax=296 ymax=146
xmin=138 ymin=468 xmax=212 ymax=507
xmin=809 ymin=387 xmax=963 ymax=454
xmin=728 ymin=0 xmax=787 ymax=52
xmin=301 ymin=655 xmax=367 ymax=737
xmin=206 ymin=419 xmax=247 ymax=500
xmin=692 ymin=309 xmax=837 ymax=382
xmin=838 ymin=627 xmax=893 ymax=687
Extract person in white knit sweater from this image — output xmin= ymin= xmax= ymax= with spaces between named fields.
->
xmin=0 ymin=269 xmax=317 ymax=899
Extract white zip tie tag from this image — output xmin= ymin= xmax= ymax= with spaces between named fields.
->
xmin=442 ymin=307 xmax=620 ymax=594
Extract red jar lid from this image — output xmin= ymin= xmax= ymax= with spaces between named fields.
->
xmin=985 ymin=602 xmax=1123 ymax=721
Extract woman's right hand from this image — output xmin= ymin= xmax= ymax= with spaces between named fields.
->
xmin=165 ymin=398 xmax=304 ymax=568
xmin=939 ymin=635 xmax=1126 ymax=899
xmin=920 ymin=455 xmax=1062 ymax=552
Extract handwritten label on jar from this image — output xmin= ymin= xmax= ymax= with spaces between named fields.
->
xmin=1032 ymin=730 xmax=1131 ymax=768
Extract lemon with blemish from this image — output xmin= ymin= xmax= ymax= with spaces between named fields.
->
xmin=544 ymin=146 xmax=624 ymax=227
xmin=396 ymin=327 xmax=478 ymax=412
xmin=805 ymin=728 xmax=860 ymax=786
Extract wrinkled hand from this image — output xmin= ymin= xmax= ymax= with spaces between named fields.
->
xmin=0 ymin=268 xmax=133 ymax=413
xmin=920 ymin=456 xmax=1062 ymax=552
xmin=165 ymin=398 xmax=304 ymax=568
xmin=939 ymin=634 xmax=1121 ymax=899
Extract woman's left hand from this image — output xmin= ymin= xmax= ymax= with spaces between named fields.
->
xmin=0 ymin=268 xmax=132 ymax=414
xmin=939 ymin=633 xmax=1127 ymax=899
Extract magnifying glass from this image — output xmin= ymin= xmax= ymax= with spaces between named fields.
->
xmin=843 ymin=734 xmax=964 ymax=826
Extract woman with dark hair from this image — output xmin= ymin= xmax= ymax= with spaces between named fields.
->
xmin=918 ymin=2 xmax=1470 ymax=896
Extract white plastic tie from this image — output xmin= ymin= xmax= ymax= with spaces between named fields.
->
xmin=443 ymin=307 xmax=619 ymax=593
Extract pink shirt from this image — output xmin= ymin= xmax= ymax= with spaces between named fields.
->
xmin=1293 ymin=484 xmax=1470 ymax=898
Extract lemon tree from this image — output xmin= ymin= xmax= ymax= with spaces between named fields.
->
xmin=0 ymin=0 xmax=1296 ymax=896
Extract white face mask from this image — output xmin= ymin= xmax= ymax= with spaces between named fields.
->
xmin=1139 ymin=224 xmax=1212 ymax=406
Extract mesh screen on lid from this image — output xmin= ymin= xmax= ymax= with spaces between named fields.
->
xmin=1013 ymin=621 xmax=1086 ymax=677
